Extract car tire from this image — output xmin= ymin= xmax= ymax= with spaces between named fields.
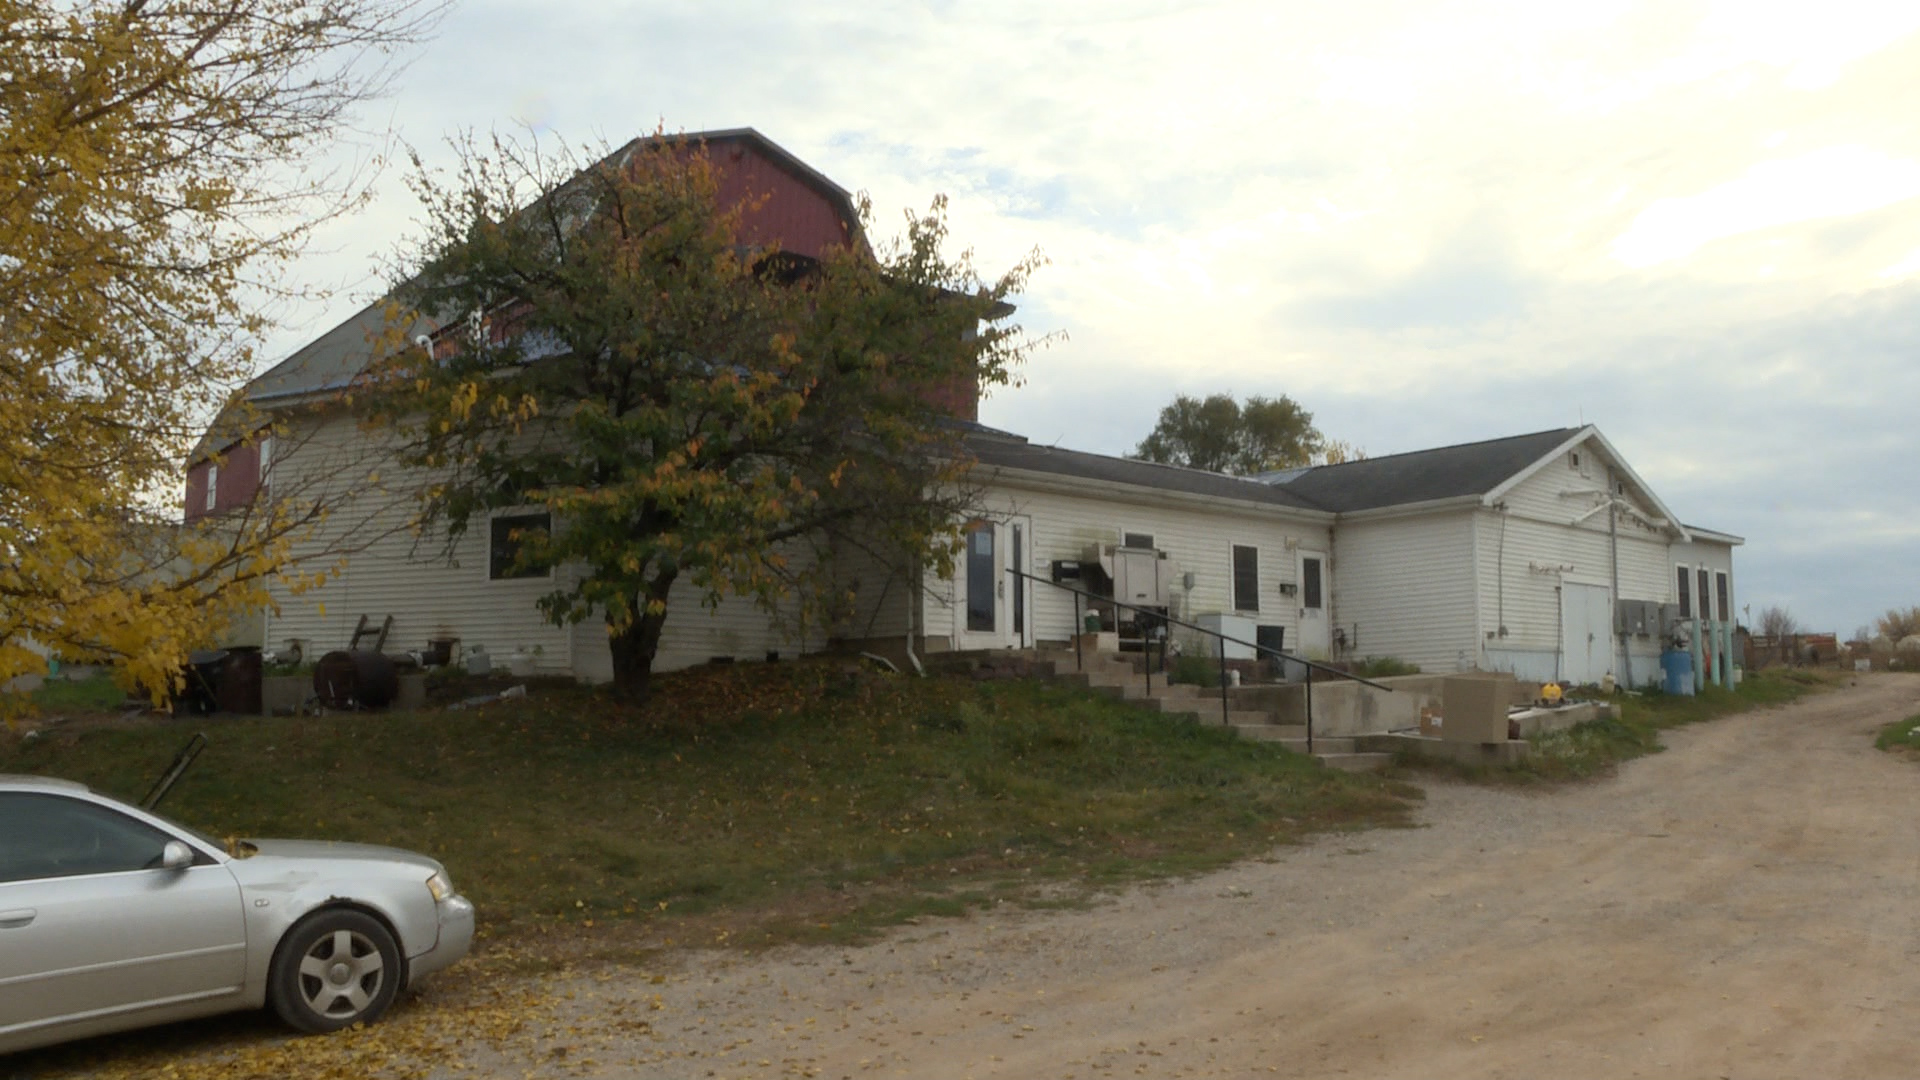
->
xmin=268 ymin=909 xmax=404 ymax=1034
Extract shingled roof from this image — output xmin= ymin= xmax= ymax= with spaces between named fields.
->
xmin=965 ymin=430 xmax=1327 ymax=512
xmin=1270 ymin=428 xmax=1584 ymax=513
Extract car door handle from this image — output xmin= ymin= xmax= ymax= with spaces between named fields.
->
xmin=0 ymin=908 xmax=36 ymax=929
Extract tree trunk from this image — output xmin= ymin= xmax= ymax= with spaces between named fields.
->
xmin=607 ymin=569 xmax=678 ymax=703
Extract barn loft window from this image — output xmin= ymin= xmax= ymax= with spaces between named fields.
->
xmin=489 ymin=512 xmax=552 ymax=580
xmin=204 ymin=464 xmax=218 ymax=512
xmin=1231 ymin=544 xmax=1259 ymax=612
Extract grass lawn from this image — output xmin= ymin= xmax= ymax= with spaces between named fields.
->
xmin=26 ymin=672 xmax=129 ymax=712
xmin=0 ymin=662 xmax=1417 ymax=952
xmin=1874 ymin=711 xmax=1920 ymax=753
xmin=1402 ymin=666 xmax=1845 ymax=783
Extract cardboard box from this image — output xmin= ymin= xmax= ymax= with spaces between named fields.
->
xmin=1441 ymin=673 xmax=1514 ymax=743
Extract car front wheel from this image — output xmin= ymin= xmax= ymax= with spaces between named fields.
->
xmin=269 ymin=909 xmax=404 ymax=1034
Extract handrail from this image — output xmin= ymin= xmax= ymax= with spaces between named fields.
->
xmin=1007 ymin=568 xmax=1397 ymax=757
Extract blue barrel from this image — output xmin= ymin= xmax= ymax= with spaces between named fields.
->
xmin=1661 ymin=649 xmax=1695 ymax=696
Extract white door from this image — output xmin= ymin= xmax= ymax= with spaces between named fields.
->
xmin=1559 ymin=583 xmax=1612 ymax=684
xmin=1295 ymin=550 xmax=1330 ymax=658
xmin=954 ymin=516 xmax=1033 ymax=650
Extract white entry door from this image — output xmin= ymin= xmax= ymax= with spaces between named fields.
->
xmin=1559 ymin=583 xmax=1613 ymax=684
xmin=954 ymin=516 xmax=1034 ymax=650
xmin=1295 ymin=549 xmax=1331 ymax=658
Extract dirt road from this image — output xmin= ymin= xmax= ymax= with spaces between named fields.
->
xmin=523 ymin=675 xmax=1920 ymax=1079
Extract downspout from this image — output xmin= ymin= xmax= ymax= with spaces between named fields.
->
xmin=1609 ymin=493 xmax=1627 ymax=688
xmin=903 ymin=563 xmax=924 ymax=676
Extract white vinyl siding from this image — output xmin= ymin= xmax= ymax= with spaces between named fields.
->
xmin=268 ymin=411 xmax=823 ymax=680
xmin=1475 ymin=450 xmax=1673 ymax=684
xmin=918 ymin=475 xmax=1330 ymax=655
xmin=1333 ymin=511 xmax=1479 ymax=674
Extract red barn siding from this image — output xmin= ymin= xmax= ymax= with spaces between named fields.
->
xmin=184 ymin=439 xmax=263 ymax=522
xmin=705 ymin=140 xmax=856 ymax=260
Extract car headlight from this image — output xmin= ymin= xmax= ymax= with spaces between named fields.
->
xmin=426 ymin=870 xmax=456 ymax=903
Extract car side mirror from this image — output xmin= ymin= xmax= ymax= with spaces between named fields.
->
xmin=160 ymin=840 xmax=194 ymax=871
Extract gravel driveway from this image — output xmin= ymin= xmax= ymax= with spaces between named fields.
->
xmin=515 ymin=674 xmax=1920 ymax=1079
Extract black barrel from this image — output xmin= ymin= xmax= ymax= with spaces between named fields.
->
xmin=313 ymin=650 xmax=400 ymax=710
xmin=181 ymin=649 xmax=227 ymax=715
xmin=218 ymin=646 xmax=263 ymax=715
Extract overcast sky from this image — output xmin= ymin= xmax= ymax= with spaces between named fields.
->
xmin=275 ymin=0 xmax=1920 ymax=638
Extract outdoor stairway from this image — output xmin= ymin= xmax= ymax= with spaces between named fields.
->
xmin=1030 ymin=649 xmax=1394 ymax=773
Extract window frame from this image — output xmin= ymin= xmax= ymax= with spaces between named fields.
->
xmin=1230 ymin=543 xmax=1260 ymax=613
xmin=1300 ymin=553 xmax=1324 ymax=611
xmin=488 ymin=510 xmax=555 ymax=582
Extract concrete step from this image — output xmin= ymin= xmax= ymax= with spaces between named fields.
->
xmin=1255 ymin=736 xmax=1360 ymax=754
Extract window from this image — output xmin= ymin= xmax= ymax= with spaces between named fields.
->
xmin=489 ymin=512 xmax=552 ymax=580
xmin=1011 ymin=524 xmax=1025 ymax=637
xmin=1301 ymin=556 xmax=1323 ymax=611
xmin=258 ymin=436 xmax=273 ymax=482
xmin=965 ymin=521 xmax=995 ymax=632
xmin=204 ymin=463 xmax=218 ymax=512
xmin=1675 ymin=565 xmax=1691 ymax=618
xmin=1231 ymin=544 xmax=1260 ymax=612
xmin=1716 ymin=571 xmax=1730 ymax=622
xmin=1122 ymin=531 xmax=1154 ymax=550
xmin=0 ymin=793 xmax=175 ymax=883
xmin=1697 ymin=568 xmax=1711 ymax=623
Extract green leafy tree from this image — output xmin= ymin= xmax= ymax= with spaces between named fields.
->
xmin=1131 ymin=393 xmax=1327 ymax=474
xmin=372 ymin=133 xmax=1039 ymax=700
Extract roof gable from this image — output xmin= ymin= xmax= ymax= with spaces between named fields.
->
xmin=1272 ymin=428 xmax=1583 ymax=512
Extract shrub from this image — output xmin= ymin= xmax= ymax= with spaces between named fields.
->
xmin=1351 ymin=656 xmax=1421 ymax=678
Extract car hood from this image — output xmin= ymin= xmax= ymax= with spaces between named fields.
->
xmin=232 ymin=838 xmax=445 ymax=874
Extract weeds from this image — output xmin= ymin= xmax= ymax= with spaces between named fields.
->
xmin=1874 ymin=712 xmax=1920 ymax=753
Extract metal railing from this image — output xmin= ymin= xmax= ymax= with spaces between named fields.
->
xmin=1007 ymin=568 xmax=1394 ymax=756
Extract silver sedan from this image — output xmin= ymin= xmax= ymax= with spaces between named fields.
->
xmin=0 ymin=774 xmax=475 ymax=1055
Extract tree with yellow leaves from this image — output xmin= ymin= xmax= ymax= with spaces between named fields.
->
xmin=0 ymin=0 xmax=443 ymax=700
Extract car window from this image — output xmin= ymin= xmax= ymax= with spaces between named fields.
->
xmin=0 ymin=792 xmax=177 ymax=883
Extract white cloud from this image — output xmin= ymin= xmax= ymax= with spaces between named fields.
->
xmin=1610 ymin=146 xmax=1920 ymax=268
